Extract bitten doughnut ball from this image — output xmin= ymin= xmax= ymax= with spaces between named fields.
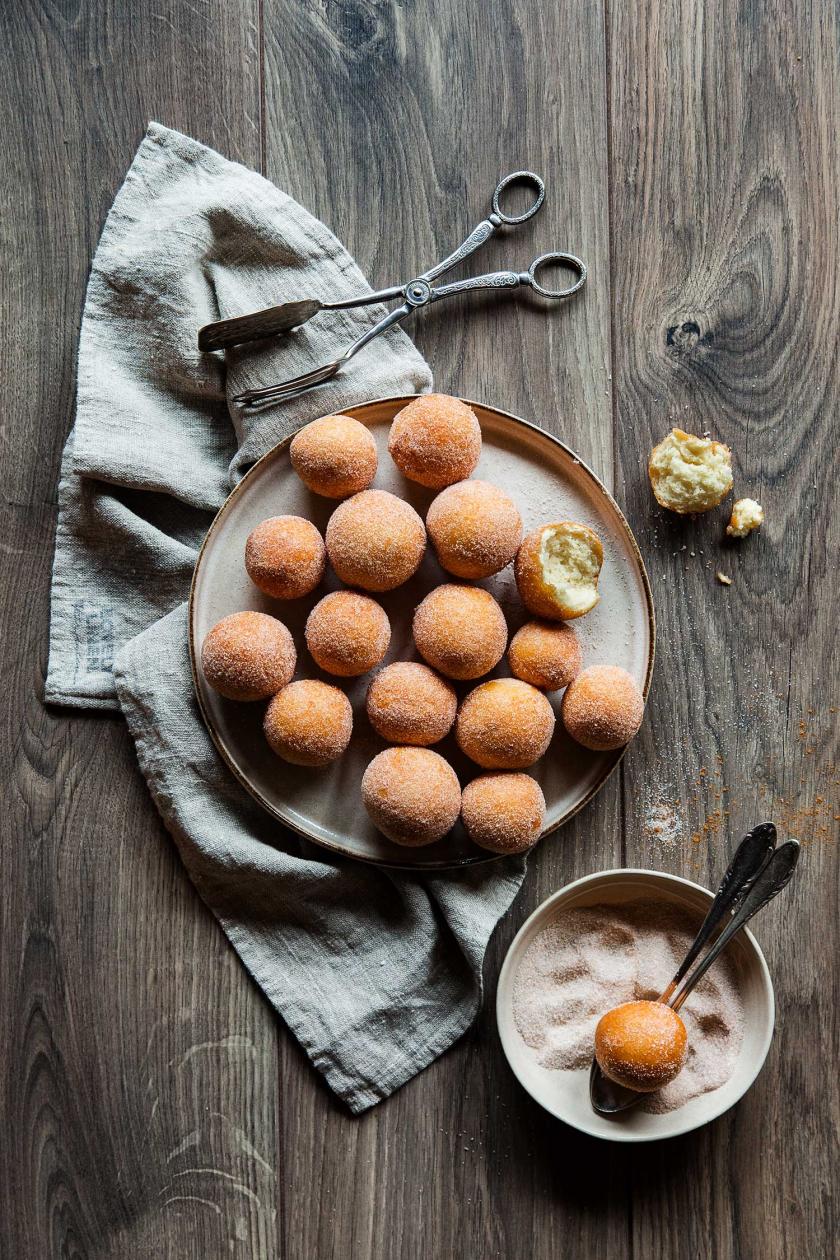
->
xmin=648 ymin=428 xmax=733 ymax=514
xmin=561 ymin=665 xmax=645 ymax=751
xmin=263 ymin=680 xmax=353 ymax=766
xmin=361 ymin=747 xmax=461 ymax=846
xmin=515 ymin=522 xmax=603 ymax=620
xmin=508 ymin=620 xmax=582 ymax=692
xmin=427 ymin=479 xmax=523 ymax=579
xmin=366 ymin=662 xmax=457 ymax=746
xmin=201 ymin=611 xmax=295 ymax=701
xmin=245 ymin=515 xmax=326 ymax=599
xmin=325 ymin=489 xmax=426 ymax=592
xmin=595 ymin=1001 xmax=688 ymax=1092
xmin=413 ymin=584 xmax=507 ymax=680
xmin=461 ymin=773 xmax=546 ymax=854
xmin=305 ymin=591 xmax=390 ymax=677
xmin=289 ymin=413 xmax=377 ymax=498
xmin=456 ymin=678 xmax=555 ymax=769
xmin=388 ymin=394 xmax=481 ymax=488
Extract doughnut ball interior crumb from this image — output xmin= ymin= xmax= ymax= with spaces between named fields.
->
xmin=456 ymin=678 xmax=555 ymax=769
xmin=461 ymin=773 xmax=546 ymax=854
xmin=361 ymin=747 xmax=461 ymax=846
xmin=305 ymin=591 xmax=390 ymax=677
xmin=648 ymin=427 xmax=733 ymax=514
xmin=427 ymin=479 xmax=523 ymax=579
xmin=562 ymin=665 xmax=644 ymax=751
xmin=263 ymin=680 xmax=353 ymax=766
xmin=325 ymin=489 xmax=426 ymax=592
xmin=595 ymin=1000 xmax=687 ymax=1092
xmin=388 ymin=394 xmax=481 ymax=488
xmin=245 ymin=515 xmax=326 ymax=599
xmin=201 ymin=611 xmax=295 ymax=701
xmin=366 ymin=662 xmax=457 ymax=745
xmin=515 ymin=522 xmax=603 ymax=620
xmin=726 ymin=497 xmax=764 ymax=538
xmin=413 ymin=584 xmax=507 ymax=680
xmin=289 ymin=414 xmax=377 ymax=498
xmin=508 ymin=620 xmax=582 ymax=691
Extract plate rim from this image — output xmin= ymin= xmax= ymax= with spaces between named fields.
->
xmin=188 ymin=394 xmax=656 ymax=870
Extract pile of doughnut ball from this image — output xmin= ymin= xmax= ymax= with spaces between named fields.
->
xmin=201 ymin=395 xmax=645 ymax=855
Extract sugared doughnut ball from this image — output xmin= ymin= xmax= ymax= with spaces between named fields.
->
xmin=508 ymin=620 xmax=582 ymax=692
xmin=245 ymin=515 xmax=326 ymax=599
xmin=289 ymin=413 xmax=377 ymax=498
xmin=461 ymin=773 xmax=546 ymax=854
xmin=413 ymin=584 xmax=507 ymax=681
xmin=515 ymin=521 xmax=604 ymax=620
xmin=361 ymin=747 xmax=461 ymax=846
xmin=325 ymin=489 xmax=426 ymax=592
xmin=594 ymin=1001 xmax=688 ymax=1092
xmin=305 ymin=591 xmax=390 ymax=677
xmin=201 ymin=611 xmax=295 ymax=701
xmin=366 ymin=662 xmax=457 ymax=746
xmin=388 ymin=394 xmax=481 ymax=488
xmin=263 ymin=680 xmax=353 ymax=766
xmin=456 ymin=678 xmax=555 ymax=769
xmin=561 ymin=665 xmax=645 ymax=751
xmin=426 ymin=479 xmax=523 ymax=579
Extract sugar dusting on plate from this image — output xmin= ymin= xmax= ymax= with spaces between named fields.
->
xmin=511 ymin=898 xmax=745 ymax=1114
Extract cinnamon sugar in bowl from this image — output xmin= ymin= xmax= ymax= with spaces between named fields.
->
xmin=496 ymin=869 xmax=774 ymax=1142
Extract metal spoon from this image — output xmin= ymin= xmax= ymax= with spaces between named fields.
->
xmin=590 ymin=826 xmax=799 ymax=1116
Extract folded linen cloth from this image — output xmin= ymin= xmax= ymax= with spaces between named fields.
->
xmin=47 ymin=123 xmax=526 ymax=1112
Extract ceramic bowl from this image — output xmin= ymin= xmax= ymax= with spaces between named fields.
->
xmin=496 ymin=868 xmax=774 ymax=1142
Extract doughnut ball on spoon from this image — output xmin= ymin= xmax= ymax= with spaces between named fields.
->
xmin=461 ymin=773 xmax=546 ymax=854
xmin=508 ymin=620 xmax=582 ymax=691
xmin=595 ymin=1000 xmax=687 ymax=1092
xmin=245 ymin=515 xmax=326 ymax=599
xmin=366 ymin=661 xmax=457 ymax=745
xmin=263 ymin=680 xmax=353 ymax=766
xmin=388 ymin=394 xmax=481 ymax=488
xmin=456 ymin=678 xmax=555 ymax=769
xmin=305 ymin=591 xmax=390 ymax=677
xmin=325 ymin=489 xmax=426 ymax=592
xmin=426 ymin=479 xmax=523 ymax=579
xmin=413 ymin=584 xmax=507 ymax=680
xmin=289 ymin=413 xmax=377 ymax=498
xmin=361 ymin=746 xmax=461 ymax=846
xmin=201 ymin=611 xmax=295 ymax=701
xmin=561 ymin=665 xmax=644 ymax=751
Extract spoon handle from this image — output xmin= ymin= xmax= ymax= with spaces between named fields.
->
xmin=659 ymin=822 xmax=776 ymax=1003
xmin=670 ymin=841 xmax=800 ymax=1013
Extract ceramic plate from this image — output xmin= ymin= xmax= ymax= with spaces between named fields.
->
xmin=189 ymin=396 xmax=655 ymax=869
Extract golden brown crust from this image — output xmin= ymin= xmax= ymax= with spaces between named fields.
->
xmin=263 ymin=680 xmax=353 ymax=766
xmin=594 ymin=1001 xmax=687 ymax=1092
xmin=361 ymin=747 xmax=461 ymax=845
xmin=201 ymin=611 xmax=296 ymax=701
xmin=426 ymin=479 xmax=523 ymax=579
xmin=456 ymin=678 xmax=555 ymax=769
xmin=365 ymin=662 xmax=457 ymax=745
xmin=561 ymin=665 xmax=644 ymax=751
xmin=325 ymin=489 xmax=426 ymax=592
xmin=412 ymin=584 xmax=508 ymax=680
xmin=514 ymin=522 xmax=603 ymax=621
xmin=461 ymin=773 xmax=546 ymax=854
xmin=305 ymin=591 xmax=390 ymax=677
xmin=289 ymin=414 xmax=377 ymax=498
xmin=388 ymin=394 xmax=481 ymax=488
xmin=508 ymin=620 xmax=582 ymax=691
xmin=245 ymin=515 xmax=326 ymax=599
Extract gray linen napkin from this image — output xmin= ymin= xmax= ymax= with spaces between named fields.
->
xmin=47 ymin=123 xmax=526 ymax=1112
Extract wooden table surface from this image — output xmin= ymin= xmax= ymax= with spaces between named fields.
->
xmin=2 ymin=2 xmax=837 ymax=1257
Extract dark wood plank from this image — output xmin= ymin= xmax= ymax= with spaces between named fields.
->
xmin=608 ymin=1 xmax=840 ymax=1257
xmin=259 ymin=3 xmax=630 ymax=1258
xmin=0 ymin=4 xmax=278 ymax=1258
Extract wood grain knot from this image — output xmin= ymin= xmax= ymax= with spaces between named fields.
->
xmin=665 ymin=320 xmax=710 ymax=356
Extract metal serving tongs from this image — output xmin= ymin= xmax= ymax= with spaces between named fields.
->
xmin=197 ymin=171 xmax=586 ymax=411
xmin=590 ymin=823 xmax=800 ymax=1116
